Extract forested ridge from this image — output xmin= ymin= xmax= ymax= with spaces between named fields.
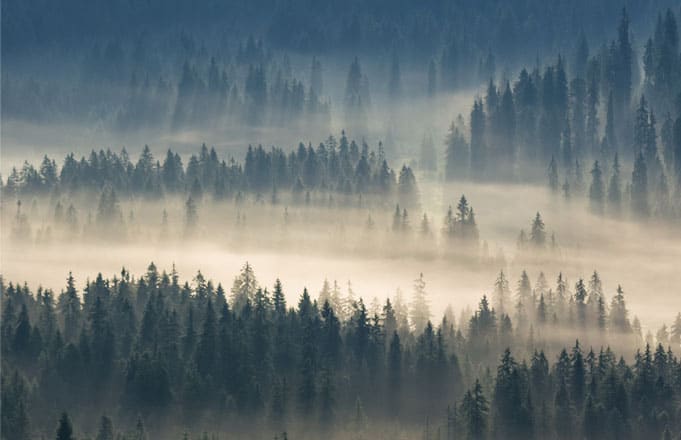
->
xmin=4 ymin=2 xmax=678 ymax=137
xmin=5 ymin=0 xmax=674 ymax=58
xmin=444 ymin=9 xmax=681 ymax=221
xmin=3 ymin=264 xmax=681 ymax=439
xmin=2 ymin=133 xmax=417 ymax=205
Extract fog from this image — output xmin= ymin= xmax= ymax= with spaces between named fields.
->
xmin=4 ymin=4 xmax=681 ymax=436
xmin=1 ymin=86 xmax=479 ymax=179
xmin=3 ymin=175 xmax=680 ymax=333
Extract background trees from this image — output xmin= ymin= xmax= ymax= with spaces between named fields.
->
xmin=2 ymin=135 xmax=414 ymax=210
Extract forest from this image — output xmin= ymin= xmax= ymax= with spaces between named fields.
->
xmin=3 ymin=263 xmax=680 ymax=440
xmin=2 ymin=0 xmax=681 ymax=439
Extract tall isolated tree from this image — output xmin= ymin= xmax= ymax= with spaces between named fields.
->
xmin=231 ymin=262 xmax=259 ymax=314
xmin=609 ymin=285 xmax=631 ymax=333
xmin=410 ymin=273 xmax=431 ymax=333
xmin=530 ymin=213 xmax=546 ymax=248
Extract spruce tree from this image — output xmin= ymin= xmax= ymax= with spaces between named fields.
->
xmin=56 ymin=412 xmax=74 ymax=440
xmin=607 ymin=153 xmax=622 ymax=215
xmin=410 ymin=273 xmax=430 ymax=333
xmin=631 ymin=152 xmax=649 ymax=217
xmin=530 ymin=213 xmax=546 ymax=248
xmin=589 ymin=161 xmax=605 ymax=214
xmin=461 ymin=380 xmax=488 ymax=440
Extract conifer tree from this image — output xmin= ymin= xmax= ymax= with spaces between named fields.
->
xmin=530 ymin=213 xmax=546 ymax=248
xmin=589 ymin=161 xmax=605 ymax=214
xmin=56 ymin=412 xmax=75 ymax=440
xmin=607 ymin=153 xmax=622 ymax=215
xmin=631 ymin=152 xmax=649 ymax=217
xmin=548 ymin=156 xmax=559 ymax=192
xmin=461 ymin=380 xmax=488 ymax=440
xmin=96 ymin=416 xmax=114 ymax=440
xmin=411 ymin=273 xmax=430 ymax=333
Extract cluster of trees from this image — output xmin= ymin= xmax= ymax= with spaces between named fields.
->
xmin=135 ymin=56 xmax=330 ymax=130
xmin=575 ymin=92 xmax=680 ymax=219
xmin=643 ymin=10 xmax=681 ymax=117
xmin=516 ymin=212 xmax=559 ymax=254
xmin=6 ymin=0 xmax=675 ymax=62
xmin=3 ymin=263 xmax=678 ymax=439
xmin=2 ymin=134 xmax=418 ymax=206
xmin=3 ymin=41 xmax=331 ymax=131
xmin=6 ymin=0 xmax=679 ymax=135
xmin=387 ymin=195 xmax=480 ymax=252
xmin=445 ymin=9 xmax=681 ymax=220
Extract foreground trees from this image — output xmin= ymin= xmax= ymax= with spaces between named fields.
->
xmin=1 ymin=263 xmax=675 ymax=439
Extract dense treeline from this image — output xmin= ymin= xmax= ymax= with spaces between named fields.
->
xmin=3 ymin=263 xmax=680 ymax=439
xmin=445 ymin=9 xmax=681 ymax=220
xmin=4 ymin=0 xmax=675 ymax=61
xmin=2 ymin=45 xmax=332 ymax=131
xmin=1 ymin=133 xmax=418 ymax=206
xmin=5 ymin=2 xmax=678 ymax=133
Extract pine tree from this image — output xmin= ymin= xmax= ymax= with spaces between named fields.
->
xmin=670 ymin=313 xmax=681 ymax=346
xmin=574 ymin=280 xmax=588 ymax=327
xmin=589 ymin=161 xmax=605 ymax=214
xmin=231 ymin=262 xmax=258 ymax=314
xmin=318 ymin=366 xmax=335 ymax=428
xmin=493 ymin=271 xmax=511 ymax=316
xmin=195 ymin=300 xmax=217 ymax=378
xmin=1 ymin=372 xmax=30 ymax=440
xmin=554 ymin=378 xmax=572 ymax=440
xmin=614 ymin=8 xmax=633 ymax=112
xmin=420 ymin=214 xmax=431 ymax=237
xmin=398 ymin=165 xmax=419 ymax=208
xmin=548 ymin=156 xmax=559 ymax=191
xmin=344 ymin=57 xmax=368 ymax=133
xmin=387 ymin=332 xmax=402 ymax=416
xmin=461 ymin=380 xmax=488 ymax=440
xmin=631 ymin=152 xmax=649 ymax=217
xmin=602 ymin=92 xmax=617 ymax=158
xmin=96 ymin=416 xmax=114 ymax=440
xmin=530 ymin=213 xmax=546 ymax=248
xmin=607 ymin=153 xmax=622 ymax=215
xmin=56 ymin=412 xmax=75 ymax=440
xmin=59 ymin=272 xmax=81 ymax=343
xmin=635 ymin=96 xmax=651 ymax=155
xmin=310 ymin=56 xmax=323 ymax=97
xmin=411 ymin=273 xmax=430 ymax=333
xmin=184 ymin=196 xmax=198 ymax=232
xmin=445 ymin=122 xmax=469 ymax=180
xmin=470 ymin=99 xmax=487 ymax=178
